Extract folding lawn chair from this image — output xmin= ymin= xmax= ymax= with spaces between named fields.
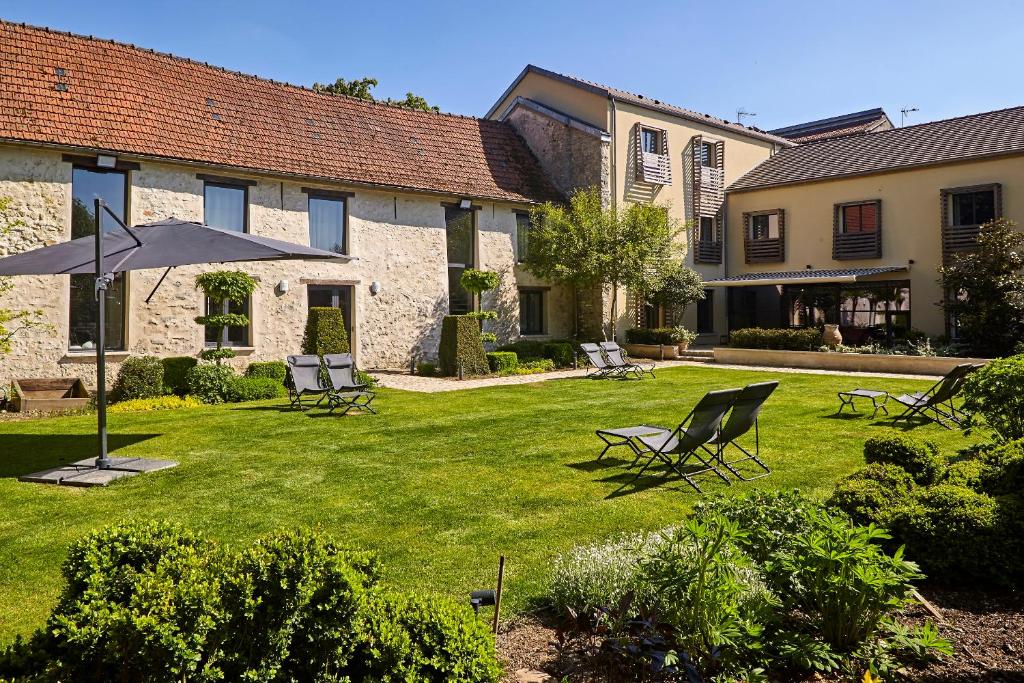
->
xmin=580 ymin=343 xmax=622 ymax=379
xmin=286 ymin=354 xmax=329 ymax=410
xmin=600 ymin=341 xmax=655 ymax=379
xmin=622 ymin=387 xmax=741 ymax=494
xmin=891 ymin=363 xmax=978 ymax=429
xmin=710 ymin=381 xmax=778 ymax=481
xmin=323 ymin=353 xmax=376 ymax=415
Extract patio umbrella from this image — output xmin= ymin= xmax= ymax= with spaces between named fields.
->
xmin=0 ymin=199 xmax=353 ymax=477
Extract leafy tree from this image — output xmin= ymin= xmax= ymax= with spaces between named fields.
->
xmin=312 ymin=76 xmax=439 ymax=112
xmin=0 ymin=197 xmax=47 ymax=353
xmin=649 ymin=261 xmax=705 ymax=326
xmin=194 ymin=271 xmax=258 ymax=363
xmin=939 ymin=218 xmax=1024 ymax=356
xmin=526 ymin=187 xmax=682 ymax=339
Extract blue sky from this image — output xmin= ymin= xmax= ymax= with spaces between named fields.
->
xmin=4 ymin=0 xmax=1023 ymax=129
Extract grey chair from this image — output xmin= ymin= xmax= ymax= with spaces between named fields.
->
xmin=620 ymin=388 xmax=741 ymax=494
xmin=600 ymin=341 xmax=655 ymax=379
xmin=580 ymin=343 xmax=622 ymax=379
xmin=710 ymin=381 xmax=778 ymax=481
xmin=891 ymin=363 xmax=979 ymax=429
xmin=287 ymin=354 xmax=328 ymax=410
xmin=323 ymin=353 xmax=376 ymax=415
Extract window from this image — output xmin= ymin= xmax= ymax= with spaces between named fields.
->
xmin=445 ymin=206 xmax=475 ymax=314
xmin=699 ymin=216 xmax=716 ymax=243
xmin=515 ymin=212 xmax=532 ymax=263
xmin=950 ymin=188 xmax=996 ymax=226
xmin=641 ymin=127 xmax=662 ymax=154
xmin=204 ymin=296 xmax=250 ymax=347
xmin=308 ymin=195 xmax=346 ymax=253
xmin=204 ymin=182 xmax=247 ymax=232
xmin=697 ymin=289 xmax=714 ymax=333
xmin=750 ymin=213 xmax=778 ymax=240
xmin=308 ymin=284 xmax=353 ymax=343
xmin=840 ymin=202 xmax=878 ymax=233
xmin=69 ymin=167 xmax=128 ymax=351
xmin=699 ymin=141 xmax=717 ymax=167
xmin=519 ymin=289 xmax=546 ymax=335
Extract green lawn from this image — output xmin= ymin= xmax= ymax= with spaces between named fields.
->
xmin=0 ymin=365 xmax=976 ymax=642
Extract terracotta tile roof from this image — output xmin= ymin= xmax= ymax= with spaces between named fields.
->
xmin=729 ymin=106 xmax=1024 ymax=192
xmin=770 ymin=108 xmax=892 ymax=143
xmin=0 ymin=21 xmax=562 ymax=204
xmin=487 ymin=65 xmax=794 ymax=147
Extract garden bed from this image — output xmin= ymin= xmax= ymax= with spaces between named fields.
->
xmin=714 ymin=347 xmax=988 ymax=376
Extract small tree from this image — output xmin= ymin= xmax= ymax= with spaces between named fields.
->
xmin=194 ymin=270 xmax=257 ymax=363
xmin=0 ymin=197 xmax=47 ymax=353
xmin=527 ymin=187 xmax=682 ymax=339
xmin=939 ymin=218 xmax=1024 ymax=356
xmin=648 ymin=261 xmax=705 ymax=326
xmin=312 ymin=76 xmax=439 ymax=112
xmin=460 ymin=269 xmax=500 ymax=343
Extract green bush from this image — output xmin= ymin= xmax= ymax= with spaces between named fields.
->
xmin=161 ymin=356 xmax=198 ymax=396
xmin=108 ymin=395 xmax=205 ymax=413
xmin=828 ymin=463 xmax=917 ymax=526
xmin=962 ymin=355 xmax=1024 ymax=440
xmin=244 ymin=361 xmax=287 ymax=382
xmin=974 ymin=438 xmax=1024 ymax=494
xmin=496 ymin=339 xmax=546 ymax=360
xmin=729 ymin=327 xmax=822 ymax=351
xmin=864 ymin=433 xmax=944 ymax=485
xmin=110 ymin=356 xmax=164 ymax=403
xmin=512 ymin=358 xmax=554 ymax=374
xmin=624 ymin=327 xmax=675 ymax=345
xmin=356 ymin=592 xmax=500 ymax=682
xmin=185 ymin=363 xmax=236 ymax=404
xmin=542 ymin=341 xmax=575 ymax=368
xmin=302 ymin=307 xmax=350 ymax=356
xmin=438 ymin=315 xmax=488 ymax=376
xmin=225 ymin=376 xmax=287 ymax=403
xmin=485 ymin=351 xmax=518 ymax=373
xmin=416 ymin=362 xmax=437 ymax=377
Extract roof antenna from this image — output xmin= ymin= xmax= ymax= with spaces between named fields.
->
xmin=900 ymin=107 xmax=919 ymax=127
xmin=736 ymin=108 xmax=757 ymax=125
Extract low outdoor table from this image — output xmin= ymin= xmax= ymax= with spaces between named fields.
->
xmin=837 ymin=389 xmax=889 ymax=418
xmin=595 ymin=424 xmax=668 ymax=462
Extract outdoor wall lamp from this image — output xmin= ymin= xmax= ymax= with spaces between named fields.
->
xmin=276 ymin=279 xmax=289 ymax=295
xmin=96 ymin=154 xmax=117 ymax=168
xmin=370 ymin=281 xmax=382 ymax=296
xmin=459 ymin=198 xmax=472 ymax=210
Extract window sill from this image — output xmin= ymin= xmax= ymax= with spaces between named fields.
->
xmin=519 ymin=334 xmax=550 ymax=339
xmin=204 ymin=346 xmax=256 ymax=355
xmin=61 ymin=351 xmax=132 ymax=363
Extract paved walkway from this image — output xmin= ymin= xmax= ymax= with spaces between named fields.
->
xmin=371 ymin=361 xmax=935 ymax=393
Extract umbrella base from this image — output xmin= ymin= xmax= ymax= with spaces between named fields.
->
xmin=19 ymin=457 xmax=178 ymax=487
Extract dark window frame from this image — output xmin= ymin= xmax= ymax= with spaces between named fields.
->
xmin=518 ymin=287 xmax=547 ymax=336
xmin=839 ymin=201 xmax=879 ymax=234
xmin=305 ymin=192 xmax=349 ymax=255
xmin=697 ymin=288 xmax=715 ymax=334
xmin=306 ymin=283 xmax=354 ymax=345
xmin=203 ymin=295 xmax=251 ymax=348
xmin=750 ymin=213 xmax=772 ymax=240
xmin=515 ymin=211 xmax=532 ymax=263
xmin=444 ymin=206 xmax=477 ymax=315
xmin=699 ymin=140 xmax=717 ymax=168
xmin=698 ymin=215 xmax=717 ymax=243
xmin=640 ymin=127 xmax=662 ymax=154
xmin=203 ymin=180 xmax=250 ymax=233
xmin=948 ymin=187 xmax=997 ymax=227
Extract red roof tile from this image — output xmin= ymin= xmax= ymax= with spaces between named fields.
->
xmin=0 ymin=21 xmax=562 ymax=204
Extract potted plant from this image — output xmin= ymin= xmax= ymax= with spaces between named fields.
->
xmin=670 ymin=326 xmax=698 ymax=353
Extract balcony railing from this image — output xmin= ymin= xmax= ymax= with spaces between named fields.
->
xmin=639 ymin=151 xmax=672 ymax=185
xmin=694 ymin=240 xmax=722 ymax=264
xmin=697 ymin=166 xmax=724 ymax=215
xmin=833 ymin=230 xmax=881 ymax=260
xmin=744 ymin=237 xmax=784 ymax=263
xmin=942 ymin=224 xmax=981 ymax=257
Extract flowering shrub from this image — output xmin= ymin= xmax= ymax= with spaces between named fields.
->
xmin=108 ymin=395 xmax=204 ymax=413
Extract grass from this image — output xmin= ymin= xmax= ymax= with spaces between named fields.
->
xmin=0 ymin=365 xmax=977 ymax=642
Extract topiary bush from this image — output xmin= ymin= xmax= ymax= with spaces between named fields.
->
xmin=728 ymin=327 xmax=822 ymax=351
xmin=161 ymin=356 xmax=198 ymax=397
xmin=496 ymin=339 xmax=546 ymax=360
xmin=962 ymin=355 xmax=1024 ymax=441
xmin=225 ymin=376 xmax=287 ymax=403
xmin=244 ymin=361 xmax=287 ymax=382
xmin=110 ymin=355 xmax=165 ymax=403
xmin=543 ymin=341 xmax=575 ymax=368
xmin=485 ymin=351 xmax=518 ymax=374
xmin=185 ymin=363 xmax=236 ymax=404
xmin=302 ymin=307 xmax=350 ymax=356
xmin=863 ymin=433 xmax=944 ymax=485
xmin=438 ymin=315 xmax=489 ymax=377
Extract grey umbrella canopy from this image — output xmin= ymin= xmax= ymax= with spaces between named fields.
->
xmin=0 ymin=204 xmax=354 ymax=481
xmin=0 ymin=217 xmax=351 ymax=275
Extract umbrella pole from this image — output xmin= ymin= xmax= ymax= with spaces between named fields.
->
xmin=94 ymin=198 xmax=110 ymax=470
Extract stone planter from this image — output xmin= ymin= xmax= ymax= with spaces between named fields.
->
xmin=624 ymin=343 xmax=679 ymax=360
xmin=822 ymin=324 xmax=843 ymax=348
xmin=713 ymin=347 xmax=989 ymax=376
xmin=677 ymin=342 xmax=690 ymax=354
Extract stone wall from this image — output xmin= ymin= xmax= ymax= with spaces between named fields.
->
xmin=0 ymin=145 xmax=568 ymax=388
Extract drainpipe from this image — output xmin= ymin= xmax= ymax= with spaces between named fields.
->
xmin=608 ymin=97 xmax=618 ymax=342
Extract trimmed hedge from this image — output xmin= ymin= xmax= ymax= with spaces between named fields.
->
xmin=226 ymin=376 xmax=288 ymax=403
xmin=496 ymin=340 xmax=575 ymax=368
xmin=625 ymin=327 xmax=675 ymax=345
xmin=729 ymin=327 xmax=822 ymax=351
xmin=864 ymin=433 xmax=943 ymax=485
xmin=486 ymin=351 xmax=518 ymax=374
xmin=416 ymin=362 xmax=437 ymax=377
xmin=438 ymin=315 xmax=488 ymax=377
xmin=245 ymin=361 xmax=287 ymax=382
xmin=302 ymin=307 xmax=350 ymax=356
xmin=543 ymin=342 xmax=574 ymax=368
xmin=110 ymin=356 xmax=164 ymax=402
xmin=496 ymin=339 xmax=546 ymax=360
xmin=161 ymin=356 xmax=198 ymax=397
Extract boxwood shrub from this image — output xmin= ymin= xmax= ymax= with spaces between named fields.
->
xmin=485 ymin=351 xmax=518 ymax=373
xmin=728 ymin=327 xmax=821 ymax=351
xmin=864 ymin=433 xmax=944 ymax=485
xmin=245 ymin=361 xmax=287 ymax=382
xmin=438 ymin=315 xmax=488 ymax=376
xmin=416 ymin=362 xmax=437 ymax=377
xmin=110 ymin=355 xmax=164 ymax=402
xmin=185 ymin=363 xmax=236 ymax=404
xmin=161 ymin=356 xmax=198 ymax=397
xmin=624 ymin=327 xmax=675 ymax=345
xmin=226 ymin=376 xmax=287 ymax=403
xmin=496 ymin=339 xmax=546 ymax=360
xmin=302 ymin=307 xmax=350 ymax=356
xmin=543 ymin=341 xmax=575 ymax=368
xmin=827 ymin=463 xmax=917 ymax=526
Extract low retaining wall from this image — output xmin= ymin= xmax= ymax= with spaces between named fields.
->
xmin=713 ymin=347 xmax=988 ymax=376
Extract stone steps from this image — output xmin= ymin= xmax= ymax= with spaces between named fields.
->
xmin=678 ymin=348 xmax=715 ymax=363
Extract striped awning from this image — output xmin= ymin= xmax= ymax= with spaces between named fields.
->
xmin=704 ymin=266 xmax=908 ymax=287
